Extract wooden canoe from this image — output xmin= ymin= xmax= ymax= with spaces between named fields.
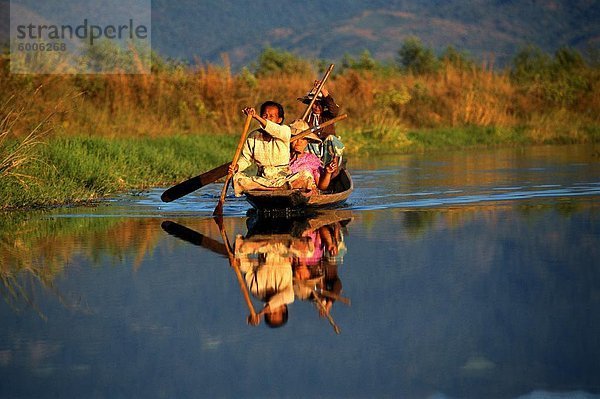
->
xmin=244 ymin=168 xmax=353 ymax=211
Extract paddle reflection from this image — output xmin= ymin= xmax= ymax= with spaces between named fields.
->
xmin=161 ymin=210 xmax=352 ymax=333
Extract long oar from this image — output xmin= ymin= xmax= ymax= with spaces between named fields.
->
xmin=161 ymin=163 xmax=230 ymax=203
xmin=301 ymin=64 xmax=334 ymax=121
xmin=160 ymin=114 xmax=348 ymax=203
xmin=161 ymin=219 xmax=257 ymax=323
xmin=215 ymin=217 xmax=258 ymax=321
xmin=213 ymin=114 xmax=253 ymax=216
xmin=293 ymin=113 xmax=347 ymax=142
xmin=160 ymin=220 xmax=228 ymax=256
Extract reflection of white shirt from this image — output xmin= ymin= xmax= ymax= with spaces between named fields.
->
xmin=236 ymin=240 xmax=294 ymax=309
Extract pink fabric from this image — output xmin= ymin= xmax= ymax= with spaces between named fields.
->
xmin=305 ymin=231 xmax=323 ymax=266
xmin=290 ymin=153 xmax=323 ymax=184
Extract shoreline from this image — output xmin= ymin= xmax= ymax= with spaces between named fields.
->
xmin=2 ymin=131 xmax=599 ymax=212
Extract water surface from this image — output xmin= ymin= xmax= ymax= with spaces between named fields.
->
xmin=1 ymin=145 xmax=599 ymax=398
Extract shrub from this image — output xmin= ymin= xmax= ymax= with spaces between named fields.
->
xmin=254 ymin=47 xmax=313 ymax=77
xmin=511 ymin=45 xmax=591 ymax=107
xmin=397 ymin=37 xmax=439 ymax=75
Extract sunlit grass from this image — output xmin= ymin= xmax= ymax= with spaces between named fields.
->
xmin=0 ymin=134 xmax=238 ymax=210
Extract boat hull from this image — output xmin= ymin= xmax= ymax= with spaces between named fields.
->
xmin=244 ymin=169 xmax=353 ymax=211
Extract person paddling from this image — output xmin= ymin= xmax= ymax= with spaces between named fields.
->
xmin=298 ymin=81 xmax=345 ymax=176
xmin=229 ymin=102 xmax=292 ymax=196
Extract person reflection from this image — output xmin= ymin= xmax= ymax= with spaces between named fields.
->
xmin=234 ymin=235 xmax=295 ymax=328
xmin=161 ymin=215 xmax=349 ymax=330
xmin=293 ymin=219 xmax=348 ymax=317
xmin=318 ymin=221 xmax=347 ymax=315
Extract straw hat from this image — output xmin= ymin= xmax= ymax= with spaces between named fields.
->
xmin=290 ymin=119 xmax=321 ymax=143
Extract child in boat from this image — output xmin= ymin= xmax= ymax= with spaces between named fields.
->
xmin=288 ymin=119 xmax=337 ymax=192
xmin=297 ymin=81 xmax=345 ymax=175
xmin=229 ymin=102 xmax=292 ymax=196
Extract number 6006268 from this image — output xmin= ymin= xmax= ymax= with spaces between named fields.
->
xmin=17 ymin=42 xmax=67 ymax=51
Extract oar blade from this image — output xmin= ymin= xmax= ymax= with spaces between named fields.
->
xmin=160 ymin=220 xmax=228 ymax=256
xmin=161 ymin=162 xmax=230 ymax=203
xmin=213 ymin=202 xmax=224 ymax=216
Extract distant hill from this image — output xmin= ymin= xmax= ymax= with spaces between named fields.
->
xmin=2 ymin=0 xmax=599 ymax=68
xmin=151 ymin=0 xmax=600 ymax=68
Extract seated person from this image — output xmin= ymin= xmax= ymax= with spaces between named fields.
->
xmin=229 ymin=102 xmax=292 ymax=196
xmin=288 ymin=119 xmax=338 ymax=192
xmin=297 ymin=82 xmax=345 ymax=175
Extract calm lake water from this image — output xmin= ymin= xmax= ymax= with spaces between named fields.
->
xmin=1 ymin=145 xmax=600 ymax=399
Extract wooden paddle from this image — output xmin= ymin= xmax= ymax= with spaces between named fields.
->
xmin=301 ymin=64 xmax=334 ymax=121
xmin=214 ymin=217 xmax=258 ymax=321
xmin=293 ymin=113 xmax=347 ymax=142
xmin=160 ymin=220 xmax=228 ymax=256
xmin=213 ymin=114 xmax=253 ymax=215
xmin=161 ymin=219 xmax=257 ymax=323
xmin=160 ymin=114 xmax=348 ymax=203
xmin=161 ymin=163 xmax=230 ymax=203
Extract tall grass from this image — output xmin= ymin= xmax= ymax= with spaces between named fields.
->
xmin=0 ymin=92 xmax=53 ymax=186
xmin=1 ymin=50 xmax=598 ymax=141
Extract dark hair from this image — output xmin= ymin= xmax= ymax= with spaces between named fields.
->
xmin=260 ymin=101 xmax=285 ymax=123
xmin=264 ymin=304 xmax=288 ymax=328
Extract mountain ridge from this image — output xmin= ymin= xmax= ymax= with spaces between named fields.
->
xmin=2 ymin=0 xmax=599 ymax=68
xmin=151 ymin=0 xmax=599 ymax=67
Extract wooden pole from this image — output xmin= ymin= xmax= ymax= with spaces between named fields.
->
xmin=292 ymin=114 xmax=347 ymax=142
xmin=215 ymin=217 xmax=258 ymax=320
xmin=301 ymin=64 xmax=334 ymax=121
xmin=213 ymin=114 xmax=253 ymax=215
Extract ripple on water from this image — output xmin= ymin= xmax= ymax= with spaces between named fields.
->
xmin=116 ymin=179 xmax=600 ymax=216
xmin=101 ymin=147 xmax=600 ymax=216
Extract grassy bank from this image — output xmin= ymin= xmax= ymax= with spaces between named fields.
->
xmin=3 ymin=127 xmax=600 ymax=210
xmin=0 ymin=135 xmax=237 ymax=210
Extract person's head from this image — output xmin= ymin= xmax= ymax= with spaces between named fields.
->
xmin=290 ymin=235 xmax=314 ymax=254
xmin=259 ymin=101 xmax=284 ymax=124
xmin=264 ymin=304 xmax=288 ymax=328
xmin=297 ymin=92 xmax=324 ymax=115
xmin=289 ymin=119 xmax=320 ymax=153
xmin=311 ymin=101 xmax=323 ymax=115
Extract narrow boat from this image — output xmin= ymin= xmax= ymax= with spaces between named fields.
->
xmin=244 ymin=168 xmax=353 ymax=211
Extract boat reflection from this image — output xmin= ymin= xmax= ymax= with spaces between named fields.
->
xmin=161 ymin=210 xmax=353 ymax=333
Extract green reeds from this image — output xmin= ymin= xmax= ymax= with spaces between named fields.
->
xmin=0 ymin=134 xmax=238 ymax=210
